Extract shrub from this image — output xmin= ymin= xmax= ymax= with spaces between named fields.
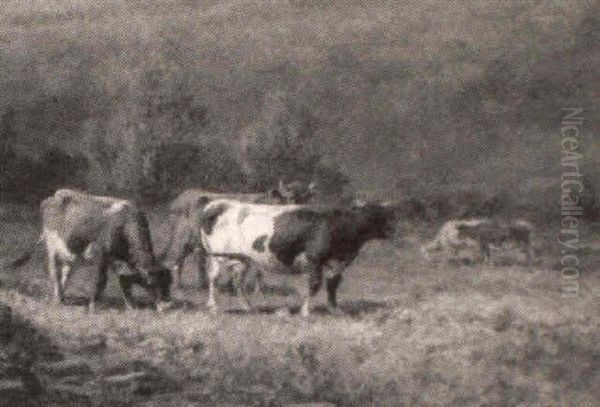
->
xmin=138 ymin=142 xmax=246 ymax=203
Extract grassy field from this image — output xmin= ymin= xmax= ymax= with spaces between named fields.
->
xmin=1 ymin=205 xmax=599 ymax=405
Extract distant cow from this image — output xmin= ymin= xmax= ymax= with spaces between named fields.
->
xmin=12 ymin=189 xmax=172 ymax=311
xmin=199 ymin=200 xmax=397 ymax=316
xmin=161 ymin=180 xmax=317 ymax=289
xmin=420 ymin=219 xmax=489 ymax=262
xmin=456 ymin=219 xmax=534 ymax=264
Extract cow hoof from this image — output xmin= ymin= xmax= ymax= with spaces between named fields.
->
xmin=300 ymin=305 xmax=311 ymax=318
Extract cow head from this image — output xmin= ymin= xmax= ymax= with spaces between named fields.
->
xmin=145 ymin=265 xmax=173 ymax=310
xmin=363 ymin=204 xmax=398 ymax=240
xmin=125 ymin=209 xmax=173 ymax=309
xmin=276 ymin=179 xmax=317 ymax=204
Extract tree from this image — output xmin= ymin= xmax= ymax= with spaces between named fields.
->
xmin=242 ymin=91 xmax=331 ymax=190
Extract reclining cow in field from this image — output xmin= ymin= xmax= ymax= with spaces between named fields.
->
xmin=199 ymin=199 xmax=397 ymax=316
xmin=421 ymin=218 xmax=534 ymax=264
xmin=12 ymin=189 xmax=172 ymax=311
xmin=420 ymin=219 xmax=489 ymax=262
xmin=161 ymin=180 xmax=317 ymax=289
xmin=456 ymin=219 xmax=534 ymax=264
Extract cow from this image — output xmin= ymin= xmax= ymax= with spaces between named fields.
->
xmin=11 ymin=189 xmax=172 ymax=312
xmin=420 ymin=219 xmax=489 ymax=262
xmin=160 ymin=180 xmax=317 ymax=289
xmin=456 ymin=219 xmax=534 ymax=264
xmin=275 ymin=179 xmax=318 ymax=205
xmin=198 ymin=200 xmax=398 ymax=316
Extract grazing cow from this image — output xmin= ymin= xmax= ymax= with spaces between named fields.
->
xmin=199 ymin=200 xmax=397 ymax=316
xmin=456 ymin=219 xmax=534 ymax=264
xmin=12 ymin=189 xmax=172 ymax=311
xmin=420 ymin=219 xmax=489 ymax=262
xmin=161 ymin=180 xmax=317 ymax=289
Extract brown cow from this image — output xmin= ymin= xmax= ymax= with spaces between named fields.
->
xmin=456 ymin=219 xmax=534 ymax=264
xmin=12 ymin=189 xmax=172 ymax=311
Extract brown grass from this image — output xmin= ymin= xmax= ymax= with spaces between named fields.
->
xmin=1 ymin=206 xmax=599 ymax=405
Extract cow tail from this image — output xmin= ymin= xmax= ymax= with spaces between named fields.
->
xmin=10 ymin=234 xmax=44 ymax=268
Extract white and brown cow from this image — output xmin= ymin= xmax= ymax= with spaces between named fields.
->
xmin=420 ymin=219 xmax=489 ymax=262
xmin=199 ymin=200 xmax=397 ymax=316
xmin=456 ymin=219 xmax=535 ymax=264
xmin=12 ymin=189 xmax=172 ymax=311
xmin=161 ymin=180 xmax=317 ymax=289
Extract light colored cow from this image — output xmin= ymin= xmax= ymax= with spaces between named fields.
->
xmin=420 ymin=219 xmax=489 ymax=262
xmin=12 ymin=189 xmax=172 ymax=311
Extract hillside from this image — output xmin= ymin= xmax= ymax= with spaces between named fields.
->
xmin=0 ymin=0 xmax=598 ymax=200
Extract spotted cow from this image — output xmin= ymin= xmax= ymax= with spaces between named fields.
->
xmin=199 ymin=200 xmax=397 ymax=316
xmin=161 ymin=181 xmax=317 ymax=289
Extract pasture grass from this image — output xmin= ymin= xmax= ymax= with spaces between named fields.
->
xmin=1 ymin=206 xmax=599 ymax=404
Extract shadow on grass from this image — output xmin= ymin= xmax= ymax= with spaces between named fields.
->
xmin=222 ymin=299 xmax=388 ymax=318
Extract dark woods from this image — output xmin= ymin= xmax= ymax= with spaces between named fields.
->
xmin=0 ymin=2 xmax=598 ymax=220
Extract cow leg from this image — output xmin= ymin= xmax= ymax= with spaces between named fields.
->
xmin=481 ymin=241 xmax=491 ymax=264
xmin=195 ymin=247 xmax=209 ymax=290
xmin=325 ymin=273 xmax=343 ymax=314
xmin=324 ymin=259 xmax=351 ymax=315
xmin=60 ymin=263 xmax=73 ymax=293
xmin=300 ymin=262 xmax=323 ymax=317
xmin=171 ymin=264 xmax=183 ymax=290
xmin=448 ymin=242 xmax=460 ymax=261
xmin=206 ymin=257 xmax=221 ymax=311
xmin=523 ymin=241 xmax=534 ymax=264
xmin=232 ymin=262 xmax=251 ymax=311
xmin=47 ymin=253 xmax=63 ymax=304
xmin=89 ymin=257 xmax=109 ymax=312
xmin=172 ymin=243 xmax=194 ymax=289
xmin=253 ymin=268 xmax=264 ymax=295
xmin=118 ymin=274 xmax=140 ymax=310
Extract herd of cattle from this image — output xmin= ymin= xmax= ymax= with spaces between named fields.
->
xmin=10 ymin=183 xmax=535 ymax=316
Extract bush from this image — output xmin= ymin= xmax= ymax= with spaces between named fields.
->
xmin=138 ymin=142 xmax=246 ymax=203
xmin=0 ymin=146 xmax=88 ymax=202
xmin=242 ymin=91 xmax=352 ymax=202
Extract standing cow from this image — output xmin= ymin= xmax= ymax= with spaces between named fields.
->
xmin=161 ymin=180 xmax=317 ymax=289
xmin=12 ymin=189 xmax=172 ymax=311
xmin=199 ymin=200 xmax=397 ymax=316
